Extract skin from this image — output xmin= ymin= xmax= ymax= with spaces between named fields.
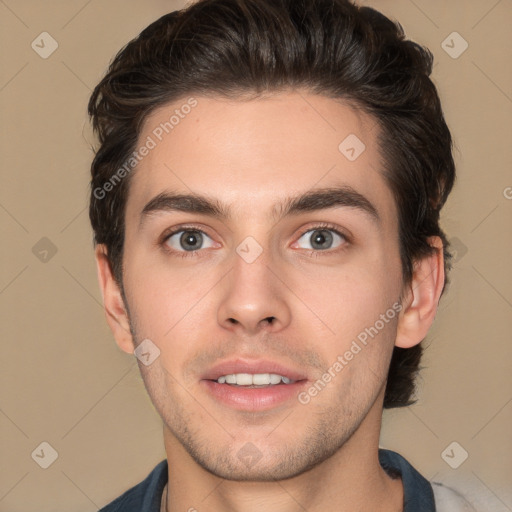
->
xmin=96 ymin=91 xmax=444 ymax=512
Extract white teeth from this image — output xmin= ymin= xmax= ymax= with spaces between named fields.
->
xmin=215 ymin=373 xmax=295 ymax=385
xmin=225 ymin=374 xmax=237 ymax=384
xmin=235 ymin=373 xmax=253 ymax=385
xmin=269 ymin=374 xmax=282 ymax=384
xmin=252 ymin=373 xmax=270 ymax=385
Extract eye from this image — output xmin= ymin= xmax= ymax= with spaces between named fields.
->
xmin=164 ymin=229 xmax=216 ymax=252
xmin=295 ymin=227 xmax=347 ymax=251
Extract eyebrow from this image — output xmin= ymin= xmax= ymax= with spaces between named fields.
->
xmin=139 ymin=186 xmax=380 ymax=229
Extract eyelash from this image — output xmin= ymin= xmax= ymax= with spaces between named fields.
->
xmin=159 ymin=222 xmax=350 ymax=259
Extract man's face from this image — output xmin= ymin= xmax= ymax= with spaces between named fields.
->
xmin=120 ymin=92 xmax=405 ymax=480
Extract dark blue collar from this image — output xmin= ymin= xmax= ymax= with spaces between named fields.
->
xmin=100 ymin=448 xmax=435 ymax=511
xmin=379 ymin=448 xmax=436 ymax=511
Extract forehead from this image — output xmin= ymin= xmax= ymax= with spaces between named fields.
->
xmin=125 ymin=91 xmax=396 ymax=229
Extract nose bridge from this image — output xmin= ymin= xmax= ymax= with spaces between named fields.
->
xmin=217 ymin=237 xmax=292 ymax=333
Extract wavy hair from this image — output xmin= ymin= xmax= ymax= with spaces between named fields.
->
xmin=88 ymin=0 xmax=456 ymax=408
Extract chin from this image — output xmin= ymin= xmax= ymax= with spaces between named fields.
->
xmin=187 ymin=437 xmax=341 ymax=482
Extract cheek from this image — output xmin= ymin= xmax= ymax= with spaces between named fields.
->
xmin=289 ymin=257 xmax=401 ymax=342
xmin=122 ymin=226 xmax=402 ymax=352
xmin=123 ymin=251 xmax=219 ymax=341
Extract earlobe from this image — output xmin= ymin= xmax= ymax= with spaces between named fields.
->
xmin=395 ymin=236 xmax=445 ymax=349
xmin=95 ymin=245 xmax=134 ymax=355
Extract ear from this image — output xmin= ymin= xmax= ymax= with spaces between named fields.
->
xmin=95 ymin=244 xmax=134 ymax=355
xmin=395 ymin=236 xmax=445 ymax=349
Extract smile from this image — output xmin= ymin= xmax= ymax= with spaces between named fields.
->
xmin=215 ymin=373 xmax=295 ymax=386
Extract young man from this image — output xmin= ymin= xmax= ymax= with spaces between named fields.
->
xmin=88 ymin=0 xmax=475 ymax=510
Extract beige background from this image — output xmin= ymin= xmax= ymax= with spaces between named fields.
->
xmin=1 ymin=0 xmax=511 ymax=510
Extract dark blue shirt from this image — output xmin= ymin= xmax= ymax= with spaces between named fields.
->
xmin=99 ymin=448 xmax=435 ymax=511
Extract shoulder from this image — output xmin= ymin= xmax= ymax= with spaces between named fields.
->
xmin=378 ymin=449 xmax=479 ymax=512
xmin=99 ymin=459 xmax=168 ymax=512
xmin=432 ymin=482 xmax=478 ymax=512
xmin=378 ymin=449 xmax=436 ymax=509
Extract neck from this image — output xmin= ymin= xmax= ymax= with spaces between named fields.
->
xmin=161 ymin=399 xmax=403 ymax=512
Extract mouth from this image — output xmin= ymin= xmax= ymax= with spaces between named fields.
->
xmin=200 ymin=359 xmax=309 ymax=410
xmin=214 ymin=372 xmax=295 ymax=386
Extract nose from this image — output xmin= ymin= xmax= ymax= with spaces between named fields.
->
xmin=217 ymin=249 xmax=292 ymax=335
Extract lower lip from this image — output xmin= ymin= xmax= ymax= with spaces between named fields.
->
xmin=201 ymin=380 xmax=308 ymax=411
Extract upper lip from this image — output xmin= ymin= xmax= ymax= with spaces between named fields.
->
xmin=202 ymin=358 xmax=308 ymax=381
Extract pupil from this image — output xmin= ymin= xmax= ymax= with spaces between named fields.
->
xmin=311 ymin=229 xmax=332 ymax=250
xmin=180 ymin=231 xmax=202 ymax=251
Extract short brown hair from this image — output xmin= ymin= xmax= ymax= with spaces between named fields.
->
xmin=88 ymin=0 xmax=456 ymax=408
